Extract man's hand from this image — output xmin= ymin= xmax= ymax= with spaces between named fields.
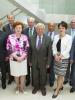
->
xmin=46 ymin=65 xmax=50 ymax=69
xmin=29 ymin=62 xmax=32 ymax=67
xmin=70 ymin=60 xmax=73 ymax=64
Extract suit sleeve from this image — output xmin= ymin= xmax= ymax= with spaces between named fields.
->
xmin=47 ymin=37 xmax=52 ymax=65
xmin=70 ymin=37 xmax=75 ymax=60
xmin=28 ymin=37 xmax=32 ymax=63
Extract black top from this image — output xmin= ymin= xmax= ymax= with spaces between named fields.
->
xmin=56 ymin=39 xmax=61 ymax=52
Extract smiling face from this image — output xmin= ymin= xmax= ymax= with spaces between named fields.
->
xmin=59 ymin=25 xmax=66 ymax=34
xmin=15 ymin=25 xmax=22 ymax=34
xmin=27 ymin=17 xmax=35 ymax=28
xmin=58 ymin=21 xmax=67 ymax=36
xmin=71 ymin=21 xmax=75 ymax=29
xmin=36 ymin=27 xmax=44 ymax=36
xmin=7 ymin=15 xmax=14 ymax=25
xmin=36 ymin=23 xmax=45 ymax=36
xmin=48 ymin=22 xmax=55 ymax=32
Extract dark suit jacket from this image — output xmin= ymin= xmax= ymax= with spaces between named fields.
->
xmin=0 ymin=30 xmax=8 ymax=60
xmin=3 ymin=24 xmax=14 ymax=35
xmin=70 ymin=37 xmax=75 ymax=61
xmin=29 ymin=34 xmax=52 ymax=69
xmin=22 ymin=27 xmax=36 ymax=42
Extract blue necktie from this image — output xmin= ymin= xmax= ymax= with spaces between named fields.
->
xmin=37 ymin=36 xmax=41 ymax=49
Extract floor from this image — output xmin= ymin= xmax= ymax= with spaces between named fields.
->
xmin=0 ymin=81 xmax=75 ymax=100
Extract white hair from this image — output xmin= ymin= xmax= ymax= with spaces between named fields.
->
xmin=35 ymin=23 xmax=45 ymax=29
xmin=27 ymin=17 xmax=35 ymax=22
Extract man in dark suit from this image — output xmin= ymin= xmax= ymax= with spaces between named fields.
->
xmin=70 ymin=36 xmax=75 ymax=93
xmin=64 ymin=18 xmax=75 ymax=85
xmin=23 ymin=17 xmax=36 ymax=86
xmin=46 ymin=22 xmax=57 ymax=87
xmin=3 ymin=15 xmax=14 ymax=34
xmin=29 ymin=23 xmax=52 ymax=96
xmin=0 ymin=20 xmax=8 ymax=89
xmin=3 ymin=15 xmax=15 ymax=84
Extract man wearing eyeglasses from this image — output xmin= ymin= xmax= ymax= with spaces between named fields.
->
xmin=64 ymin=18 xmax=75 ymax=93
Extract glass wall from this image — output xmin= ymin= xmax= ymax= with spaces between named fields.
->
xmin=39 ymin=0 xmax=75 ymax=15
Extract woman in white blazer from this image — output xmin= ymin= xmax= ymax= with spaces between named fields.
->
xmin=52 ymin=21 xmax=72 ymax=98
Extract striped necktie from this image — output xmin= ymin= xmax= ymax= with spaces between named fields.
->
xmin=29 ymin=28 xmax=32 ymax=37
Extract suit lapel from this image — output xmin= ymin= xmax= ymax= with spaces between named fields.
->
xmin=32 ymin=35 xmax=37 ymax=50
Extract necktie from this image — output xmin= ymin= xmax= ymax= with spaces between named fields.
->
xmin=29 ymin=28 xmax=32 ymax=36
xmin=37 ymin=36 xmax=41 ymax=49
xmin=48 ymin=32 xmax=52 ymax=37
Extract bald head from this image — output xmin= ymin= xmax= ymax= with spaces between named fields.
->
xmin=48 ymin=22 xmax=55 ymax=32
xmin=71 ymin=17 xmax=75 ymax=29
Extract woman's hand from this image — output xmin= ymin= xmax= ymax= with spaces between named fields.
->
xmin=55 ymin=55 xmax=61 ymax=62
xmin=59 ymin=54 xmax=64 ymax=59
xmin=17 ymin=57 xmax=23 ymax=62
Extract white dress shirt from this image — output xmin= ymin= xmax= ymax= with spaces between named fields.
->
xmin=48 ymin=31 xmax=56 ymax=41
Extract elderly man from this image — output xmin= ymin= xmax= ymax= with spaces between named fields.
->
xmin=3 ymin=14 xmax=15 ymax=34
xmin=64 ymin=18 xmax=75 ymax=86
xmin=23 ymin=17 xmax=36 ymax=86
xmin=29 ymin=23 xmax=52 ymax=96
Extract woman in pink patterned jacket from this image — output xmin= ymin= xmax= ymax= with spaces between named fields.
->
xmin=6 ymin=21 xmax=29 ymax=94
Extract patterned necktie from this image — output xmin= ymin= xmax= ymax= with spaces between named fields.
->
xmin=37 ymin=36 xmax=41 ymax=49
xmin=29 ymin=28 xmax=32 ymax=37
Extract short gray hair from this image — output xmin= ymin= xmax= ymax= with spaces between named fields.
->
xmin=35 ymin=23 xmax=45 ymax=29
xmin=27 ymin=17 xmax=35 ymax=22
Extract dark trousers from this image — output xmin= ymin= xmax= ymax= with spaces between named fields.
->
xmin=70 ymin=63 xmax=75 ymax=88
xmin=49 ymin=56 xmax=55 ymax=85
xmin=0 ymin=60 xmax=6 ymax=85
xmin=32 ymin=67 xmax=47 ymax=89
xmin=26 ymin=62 xmax=30 ymax=82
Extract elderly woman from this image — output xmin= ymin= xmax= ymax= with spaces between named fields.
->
xmin=52 ymin=21 xmax=72 ymax=98
xmin=6 ymin=21 xmax=29 ymax=94
xmin=29 ymin=23 xmax=52 ymax=96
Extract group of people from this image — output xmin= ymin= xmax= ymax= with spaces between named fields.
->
xmin=0 ymin=14 xmax=75 ymax=98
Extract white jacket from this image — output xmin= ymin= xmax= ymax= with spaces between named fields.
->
xmin=52 ymin=34 xmax=72 ymax=59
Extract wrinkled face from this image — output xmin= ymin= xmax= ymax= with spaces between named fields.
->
xmin=36 ymin=26 xmax=44 ymax=36
xmin=48 ymin=23 xmax=55 ymax=32
xmin=71 ymin=21 xmax=75 ymax=29
xmin=7 ymin=15 xmax=14 ymax=25
xmin=58 ymin=25 xmax=66 ymax=34
xmin=15 ymin=25 xmax=22 ymax=34
xmin=28 ymin=19 xmax=34 ymax=28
